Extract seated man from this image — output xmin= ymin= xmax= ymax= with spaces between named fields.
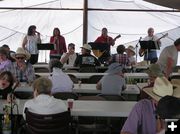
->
xmin=23 ymin=77 xmax=67 ymax=119
xmin=48 ymin=59 xmax=73 ymax=94
xmin=120 ymin=77 xmax=174 ymax=134
xmin=8 ymin=47 xmax=35 ymax=84
xmin=74 ymin=44 xmax=100 ymax=72
xmin=96 ymin=63 xmax=126 ymax=95
xmin=109 ymin=45 xmax=129 ymax=67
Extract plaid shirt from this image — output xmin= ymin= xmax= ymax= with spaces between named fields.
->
xmin=112 ymin=54 xmax=129 ymax=66
xmin=9 ymin=62 xmax=35 ymax=83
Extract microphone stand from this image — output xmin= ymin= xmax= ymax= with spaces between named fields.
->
xmin=135 ymin=37 xmax=142 ymax=63
xmin=10 ymin=82 xmax=19 ymax=134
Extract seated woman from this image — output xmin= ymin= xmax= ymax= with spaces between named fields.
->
xmin=0 ymin=71 xmax=14 ymax=99
xmin=60 ymin=43 xmax=78 ymax=66
xmin=96 ymin=63 xmax=126 ymax=95
xmin=0 ymin=47 xmax=12 ymax=72
xmin=9 ymin=47 xmax=35 ymax=85
xmin=125 ymin=45 xmax=136 ymax=66
xmin=23 ymin=77 xmax=67 ymax=119
xmin=48 ymin=59 xmax=73 ymax=94
xmin=74 ymin=44 xmax=100 ymax=72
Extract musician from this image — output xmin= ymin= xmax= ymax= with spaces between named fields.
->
xmin=139 ymin=27 xmax=161 ymax=63
xmin=95 ymin=27 xmax=120 ymax=63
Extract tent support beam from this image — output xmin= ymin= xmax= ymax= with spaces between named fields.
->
xmin=83 ymin=0 xmax=88 ymax=45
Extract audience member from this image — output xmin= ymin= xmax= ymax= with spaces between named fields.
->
xmin=110 ymin=45 xmax=129 ymax=66
xmin=139 ymin=27 xmax=161 ymax=63
xmin=48 ymin=59 xmax=73 ymax=94
xmin=94 ymin=27 xmax=120 ymax=63
xmin=50 ymin=27 xmax=67 ymax=60
xmin=96 ymin=63 xmax=126 ymax=95
xmin=157 ymin=37 xmax=180 ymax=78
xmin=120 ymin=77 xmax=174 ymax=134
xmin=74 ymin=44 xmax=100 ymax=72
xmin=140 ymin=64 xmax=163 ymax=99
xmin=0 ymin=47 xmax=12 ymax=72
xmin=60 ymin=43 xmax=78 ymax=66
xmin=125 ymin=45 xmax=136 ymax=66
xmin=23 ymin=77 xmax=67 ymax=119
xmin=22 ymin=25 xmax=41 ymax=64
xmin=9 ymin=47 xmax=35 ymax=84
xmin=0 ymin=71 xmax=14 ymax=99
xmin=2 ymin=44 xmax=16 ymax=62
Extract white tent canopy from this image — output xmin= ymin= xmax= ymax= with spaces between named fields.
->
xmin=0 ymin=0 xmax=179 ymax=64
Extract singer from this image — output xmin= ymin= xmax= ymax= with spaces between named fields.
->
xmin=22 ymin=25 xmax=41 ymax=64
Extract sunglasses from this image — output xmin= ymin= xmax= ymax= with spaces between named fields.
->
xmin=16 ymin=57 xmax=25 ymax=60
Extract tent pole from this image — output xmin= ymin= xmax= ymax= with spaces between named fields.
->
xmin=83 ymin=0 xmax=88 ymax=45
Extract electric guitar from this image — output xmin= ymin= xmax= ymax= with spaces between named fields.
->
xmin=139 ymin=33 xmax=168 ymax=57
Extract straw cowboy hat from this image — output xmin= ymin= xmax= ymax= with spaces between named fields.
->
xmin=80 ymin=44 xmax=92 ymax=51
xmin=146 ymin=64 xmax=163 ymax=77
xmin=106 ymin=63 xmax=123 ymax=74
xmin=13 ymin=47 xmax=31 ymax=60
xmin=143 ymin=77 xmax=180 ymax=102
xmin=126 ymin=45 xmax=135 ymax=56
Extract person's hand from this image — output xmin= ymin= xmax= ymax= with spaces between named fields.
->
xmin=18 ymin=62 xmax=26 ymax=71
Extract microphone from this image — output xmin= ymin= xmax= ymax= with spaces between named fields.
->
xmin=139 ymin=37 xmax=142 ymax=42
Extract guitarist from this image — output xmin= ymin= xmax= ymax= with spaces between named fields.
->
xmin=95 ymin=27 xmax=120 ymax=64
xmin=139 ymin=27 xmax=161 ymax=63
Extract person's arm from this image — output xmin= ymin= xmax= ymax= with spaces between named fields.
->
xmin=36 ymin=31 xmax=41 ymax=44
xmin=22 ymin=36 xmax=27 ymax=49
xmin=165 ymin=57 xmax=174 ymax=78
xmin=62 ymin=37 xmax=67 ymax=53
xmin=96 ymin=80 xmax=102 ymax=90
xmin=60 ymin=53 xmax=69 ymax=64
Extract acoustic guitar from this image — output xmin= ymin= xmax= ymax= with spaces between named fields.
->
xmin=139 ymin=33 xmax=168 ymax=57
xmin=93 ymin=34 xmax=121 ymax=58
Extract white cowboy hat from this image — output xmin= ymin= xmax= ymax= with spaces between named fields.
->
xmin=106 ymin=63 xmax=123 ymax=74
xmin=13 ymin=47 xmax=31 ymax=60
xmin=143 ymin=77 xmax=180 ymax=101
xmin=80 ymin=44 xmax=92 ymax=51
xmin=126 ymin=45 xmax=135 ymax=56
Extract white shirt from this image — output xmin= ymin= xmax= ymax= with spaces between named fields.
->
xmin=48 ymin=68 xmax=73 ymax=94
xmin=26 ymin=35 xmax=39 ymax=54
xmin=157 ymin=45 xmax=178 ymax=71
xmin=61 ymin=53 xmax=77 ymax=66
xmin=23 ymin=94 xmax=67 ymax=119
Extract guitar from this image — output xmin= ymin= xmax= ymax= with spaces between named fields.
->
xmin=139 ymin=33 xmax=168 ymax=57
xmin=93 ymin=34 xmax=121 ymax=57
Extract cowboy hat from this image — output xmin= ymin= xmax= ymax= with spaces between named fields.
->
xmin=13 ymin=47 xmax=31 ymax=60
xmin=125 ymin=45 xmax=135 ymax=56
xmin=143 ymin=77 xmax=180 ymax=101
xmin=80 ymin=44 xmax=92 ymax=51
xmin=146 ymin=64 xmax=163 ymax=77
xmin=106 ymin=63 xmax=123 ymax=74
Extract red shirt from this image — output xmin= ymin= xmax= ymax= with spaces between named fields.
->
xmin=95 ymin=35 xmax=114 ymax=46
xmin=50 ymin=35 xmax=67 ymax=55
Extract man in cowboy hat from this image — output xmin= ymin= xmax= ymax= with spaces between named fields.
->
xmin=74 ymin=44 xmax=100 ymax=72
xmin=96 ymin=63 xmax=126 ymax=95
xmin=8 ymin=47 xmax=35 ymax=84
xmin=125 ymin=45 xmax=136 ymax=66
xmin=121 ymin=76 xmax=176 ymax=134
